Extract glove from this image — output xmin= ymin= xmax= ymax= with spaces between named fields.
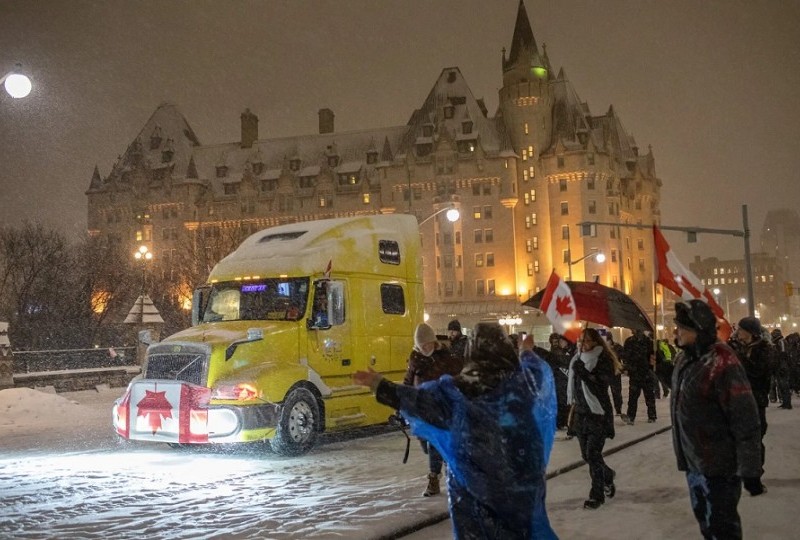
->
xmin=742 ymin=477 xmax=766 ymax=496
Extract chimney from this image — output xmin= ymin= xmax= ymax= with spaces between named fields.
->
xmin=241 ymin=108 xmax=258 ymax=148
xmin=318 ymin=108 xmax=335 ymax=134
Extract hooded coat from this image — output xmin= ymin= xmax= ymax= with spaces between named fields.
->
xmin=670 ymin=341 xmax=762 ymax=478
xmin=373 ymin=324 xmax=558 ymax=540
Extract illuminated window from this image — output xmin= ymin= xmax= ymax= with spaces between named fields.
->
xmin=524 ymin=123 xmax=529 ymax=135
xmin=523 ymin=169 xmax=529 ymax=181
xmin=318 ymin=197 xmax=327 ymax=207
xmin=136 ymin=231 xmax=143 ymax=241
xmin=473 ymin=206 xmax=482 ymax=219
xmin=532 ymin=236 xmax=538 ymax=249
xmin=528 ymin=145 xmax=533 ymax=157
xmin=530 ymin=188 xmax=536 ymax=201
xmin=362 ymin=193 xmax=370 ymax=204
xmin=526 ymin=239 xmax=532 ymax=252
xmin=534 ymin=260 xmax=540 ymax=273
xmin=522 ymin=149 xmax=528 ymax=161
xmin=525 ymin=216 xmax=531 ymax=229
xmin=531 ymin=213 xmax=537 ymax=225
xmin=527 ymin=263 xmax=534 ymax=276
xmin=524 ymin=193 xmax=530 ymax=205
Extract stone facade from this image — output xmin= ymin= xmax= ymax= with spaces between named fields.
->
xmin=85 ymin=1 xmax=661 ymax=335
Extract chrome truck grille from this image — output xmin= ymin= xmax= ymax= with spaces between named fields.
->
xmin=144 ymin=343 xmax=210 ymax=386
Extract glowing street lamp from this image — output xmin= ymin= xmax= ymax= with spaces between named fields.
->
xmin=134 ymin=245 xmax=153 ymax=294
xmin=419 ymin=203 xmax=460 ymax=226
xmin=1 ymin=64 xmax=32 ymax=99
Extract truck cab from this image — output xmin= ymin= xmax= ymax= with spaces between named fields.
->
xmin=113 ymin=215 xmax=423 ymax=455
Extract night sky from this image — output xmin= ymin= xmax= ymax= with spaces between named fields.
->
xmin=1 ymin=0 xmax=798 ymax=262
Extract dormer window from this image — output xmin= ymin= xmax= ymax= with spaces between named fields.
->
xmin=338 ymin=173 xmax=358 ymax=185
xmin=216 ymin=165 xmax=228 ymax=178
xmin=416 ymin=143 xmax=433 ymax=158
xmin=327 ymin=155 xmax=339 ymax=168
xmin=252 ymin=162 xmax=265 ymax=175
xmin=422 ymin=124 xmax=434 ymax=137
xmin=289 ymin=158 xmax=301 ymax=172
xmin=462 ymin=120 xmax=473 ymax=135
xmin=149 ymin=127 xmax=163 ymax=150
xmin=366 ymin=150 xmax=378 ymax=165
xmin=457 ymin=140 xmax=476 ymax=154
xmin=161 ymin=138 xmax=174 ymax=163
xmin=444 ymin=104 xmax=455 ymax=119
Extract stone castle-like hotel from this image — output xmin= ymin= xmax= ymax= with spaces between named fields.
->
xmin=86 ymin=1 xmax=662 ymax=333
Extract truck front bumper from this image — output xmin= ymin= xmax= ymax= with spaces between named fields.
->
xmin=112 ymin=380 xmax=280 ymax=444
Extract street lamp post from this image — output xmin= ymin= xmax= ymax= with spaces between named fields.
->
xmin=712 ymin=288 xmax=747 ymax=319
xmin=134 ymin=245 xmax=153 ymax=295
xmin=566 ymin=225 xmax=605 ymax=281
xmin=418 ymin=203 xmax=460 ymax=226
xmin=1 ymin=63 xmax=32 ymax=99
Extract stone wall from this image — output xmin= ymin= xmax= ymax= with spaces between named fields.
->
xmin=12 ymin=367 xmax=141 ymax=393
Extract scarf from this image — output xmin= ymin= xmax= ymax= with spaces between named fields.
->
xmin=566 ymin=346 xmax=604 ymax=415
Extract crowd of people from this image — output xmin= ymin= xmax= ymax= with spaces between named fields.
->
xmin=351 ymin=308 xmax=799 ymax=539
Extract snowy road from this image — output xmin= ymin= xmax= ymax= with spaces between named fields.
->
xmin=2 ymin=386 xmax=797 ymax=539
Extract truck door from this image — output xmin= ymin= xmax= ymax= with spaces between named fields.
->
xmin=306 ymin=279 xmax=353 ymax=378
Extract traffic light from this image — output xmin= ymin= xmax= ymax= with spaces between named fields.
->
xmin=786 ymin=282 xmax=795 ymax=297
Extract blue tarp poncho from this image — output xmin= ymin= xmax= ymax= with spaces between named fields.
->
xmin=394 ymin=351 xmax=558 ymax=539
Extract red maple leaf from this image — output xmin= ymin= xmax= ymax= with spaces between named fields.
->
xmin=555 ymin=294 xmax=574 ymax=317
xmin=136 ymin=390 xmax=173 ymax=434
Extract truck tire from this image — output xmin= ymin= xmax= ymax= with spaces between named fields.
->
xmin=270 ymin=388 xmax=320 ymax=456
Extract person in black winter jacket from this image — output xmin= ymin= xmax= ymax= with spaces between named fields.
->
xmin=536 ymin=333 xmax=572 ymax=430
xmin=671 ymin=300 xmax=764 ymax=540
xmin=622 ymin=329 xmax=657 ymax=424
xmin=404 ymin=323 xmax=463 ymax=497
xmin=771 ymin=329 xmax=793 ymax=409
xmin=736 ymin=316 xmax=773 ymax=478
xmin=568 ymin=327 xmax=621 ymax=509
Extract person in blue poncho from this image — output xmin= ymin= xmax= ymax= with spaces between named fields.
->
xmin=353 ymin=322 xmax=558 ymax=540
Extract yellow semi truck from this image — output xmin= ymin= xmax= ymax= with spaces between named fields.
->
xmin=113 ymin=214 xmax=423 ymax=455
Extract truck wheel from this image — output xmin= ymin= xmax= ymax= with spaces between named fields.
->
xmin=270 ymin=388 xmax=320 ymax=456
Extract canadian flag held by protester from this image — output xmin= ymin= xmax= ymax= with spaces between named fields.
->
xmin=653 ymin=225 xmax=732 ymax=340
xmin=539 ymin=271 xmax=581 ymax=342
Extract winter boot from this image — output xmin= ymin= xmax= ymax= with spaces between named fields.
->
xmin=583 ymin=498 xmax=603 ymax=509
xmin=423 ymin=473 xmax=440 ymax=497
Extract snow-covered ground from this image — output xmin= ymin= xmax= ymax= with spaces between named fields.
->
xmin=0 ymin=385 xmax=797 ymax=539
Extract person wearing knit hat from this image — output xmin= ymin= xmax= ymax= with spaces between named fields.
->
xmin=447 ymin=319 xmax=468 ymax=363
xmin=404 ymin=323 xmax=462 ymax=497
xmin=671 ymin=299 xmax=764 ymax=538
xmin=735 ymin=315 xmax=774 ymax=481
xmin=353 ymin=322 xmax=559 ymax=538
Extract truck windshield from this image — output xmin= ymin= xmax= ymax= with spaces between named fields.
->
xmin=201 ymin=278 xmax=309 ymax=322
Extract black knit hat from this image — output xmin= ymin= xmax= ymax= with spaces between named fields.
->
xmin=737 ymin=317 xmax=762 ymax=338
xmin=674 ymin=299 xmax=717 ymax=337
xmin=447 ymin=319 xmax=462 ymax=332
